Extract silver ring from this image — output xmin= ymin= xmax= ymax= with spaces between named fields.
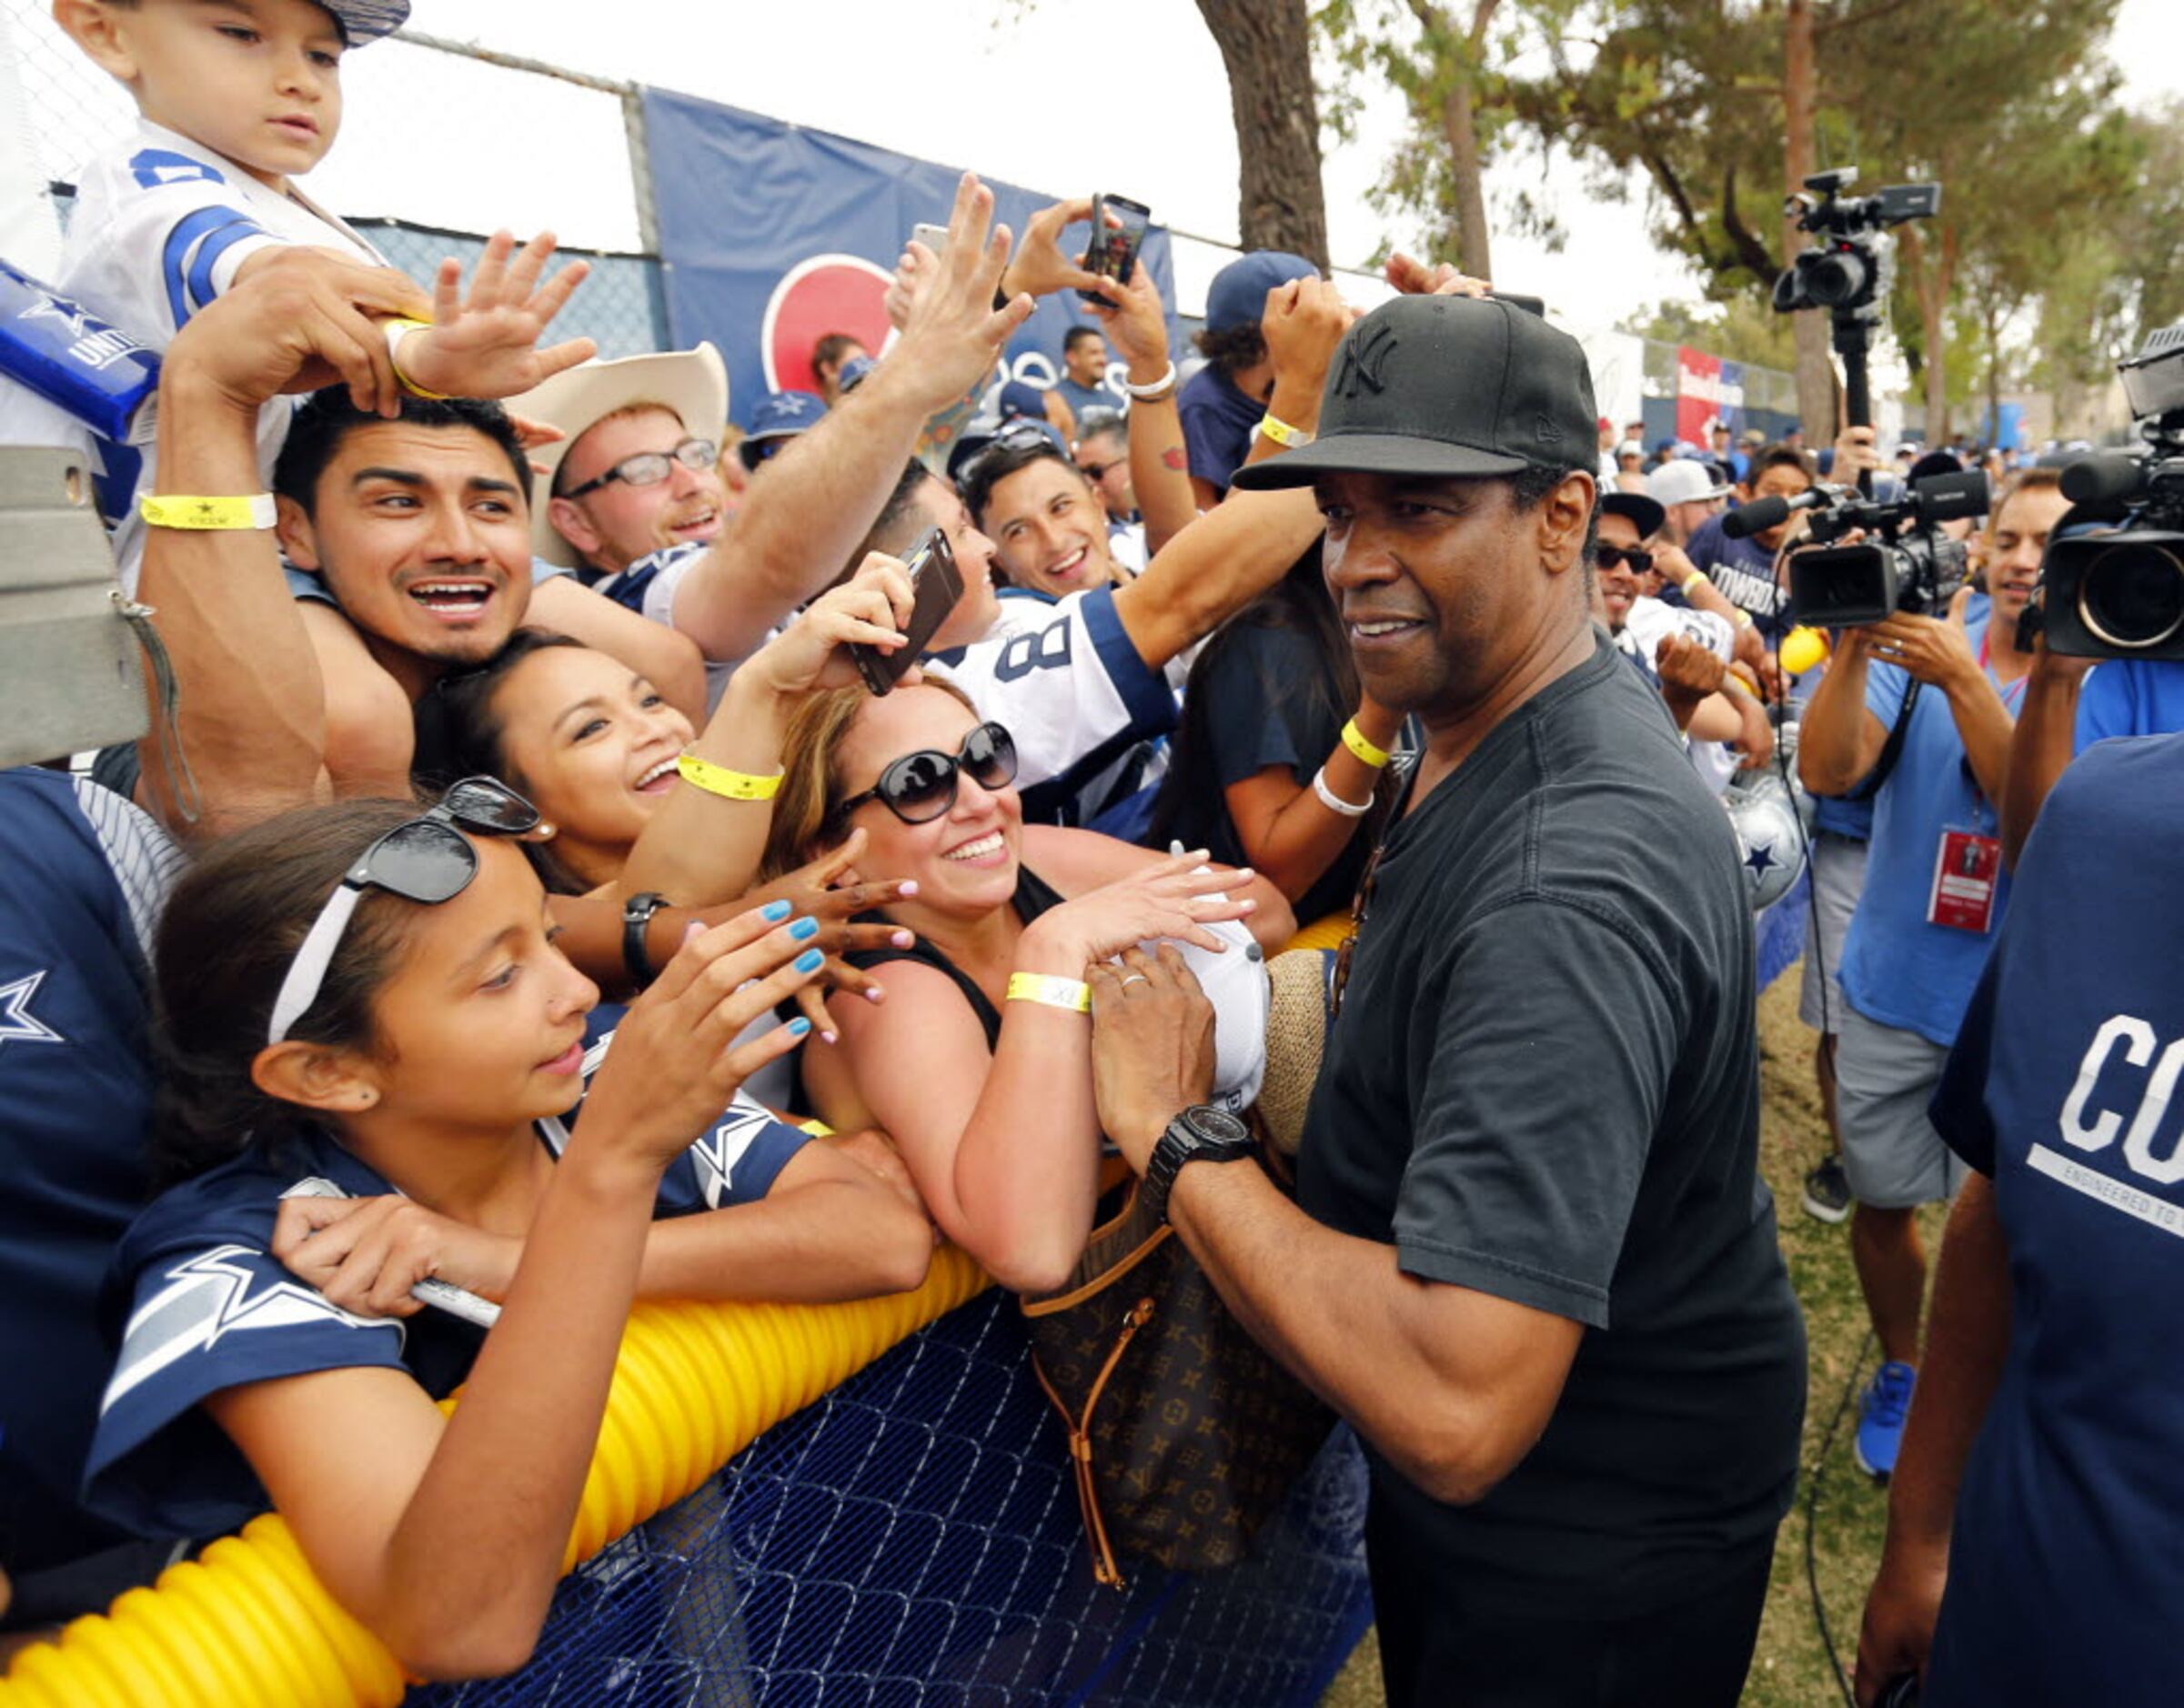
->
xmin=1119 ymin=973 xmax=1151 ymax=988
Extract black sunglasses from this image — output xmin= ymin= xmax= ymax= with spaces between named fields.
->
xmin=561 ymin=437 xmax=719 ymax=500
xmin=266 ymin=777 xmax=541 ymax=1044
xmin=832 ymin=723 xmax=1018 ymax=829
xmin=1595 ymin=544 xmax=1655 ymax=577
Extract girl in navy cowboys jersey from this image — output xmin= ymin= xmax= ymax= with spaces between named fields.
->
xmin=84 ymin=796 xmax=930 ymax=1680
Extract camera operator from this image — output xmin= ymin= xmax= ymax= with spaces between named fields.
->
xmin=2000 ymin=645 xmax=2184 ymax=866
xmin=1797 ymin=469 xmax=2066 ymax=1481
xmin=1854 ymin=723 xmax=2184 ymax=1705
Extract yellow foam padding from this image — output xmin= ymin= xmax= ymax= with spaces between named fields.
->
xmin=0 ymin=1247 xmax=990 ymax=1708
xmin=1284 ymin=911 xmax=1353 ymax=953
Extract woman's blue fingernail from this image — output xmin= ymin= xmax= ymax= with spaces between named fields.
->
xmin=790 ymin=914 xmax=820 ymax=941
xmin=794 ymin=948 xmax=824 ymax=973
xmin=761 ymin=899 xmax=792 ymax=922
xmin=788 ymin=1017 xmax=812 ymax=1037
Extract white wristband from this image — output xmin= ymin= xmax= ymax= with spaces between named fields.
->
xmin=1122 ymin=361 xmax=1178 ymax=401
xmin=1312 ymin=767 xmax=1373 ymax=818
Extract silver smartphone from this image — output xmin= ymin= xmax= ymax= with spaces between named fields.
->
xmin=911 ymin=222 xmax=950 ymax=254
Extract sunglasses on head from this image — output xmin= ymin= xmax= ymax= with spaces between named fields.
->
xmin=1595 ymin=544 xmax=1655 ymax=577
xmin=831 ymin=722 xmax=1018 ymax=829
xmin=266 ymin=777 xmax=541 ymax=1046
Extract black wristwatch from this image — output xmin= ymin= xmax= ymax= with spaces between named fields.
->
xmin=1140 ymin=1104 xmax=1255 ymax=1225
xmin=621 ymin=890 xmax=668 ymax=989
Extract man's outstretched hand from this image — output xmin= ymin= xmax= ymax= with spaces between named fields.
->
xmin=397 ymin=229 xmax=597 ymax=400
xmin=881 ymin=173 xmax=1036 ymax=417
xmin=167 ymin=246 xmax=432 ymax=417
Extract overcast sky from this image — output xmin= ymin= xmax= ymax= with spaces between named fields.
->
xmin=8 ymin=0 xmax=2180 ymax=337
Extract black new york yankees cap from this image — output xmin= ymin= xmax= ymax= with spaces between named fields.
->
xmin=1230 ymin=294 xmax=1598 ymax=490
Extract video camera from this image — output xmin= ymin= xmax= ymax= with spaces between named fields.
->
xmin=1772 ymin=169 xmax=1941 ymax=321
xmin=2036 ymin=325 xmax=2184 ymax=658
xmin=1724 ymin=468 xmax=1990 ymax=628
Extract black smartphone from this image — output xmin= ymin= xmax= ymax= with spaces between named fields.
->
xmin=1078 ymin=194 xmax=1152 ymax=306
xmin=851 ymin=526 xmax=965 ymax=697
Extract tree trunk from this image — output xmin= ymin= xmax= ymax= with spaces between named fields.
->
xmin=1783 ymin=0 xmax=1836 ymax=439
xmin=1443 ymin=4 xmax=1502 ymax=279
xmin=1194 ymin=0 xmax=1331 ymax=269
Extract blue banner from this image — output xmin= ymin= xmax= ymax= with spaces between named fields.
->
xmin=640 ymin=89 xmax=1177 ymax=430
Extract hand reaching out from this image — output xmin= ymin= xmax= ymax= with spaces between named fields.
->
xmin=1083 ymin=259 xmax=1172 ymax=378
xmin=1262 ymin=277 xmax=1354 ymax=400
xmin=888 ymin=174 xmax=1036 ymax=417
xmin=397 ymin=229 xmax=597 ymax=401
xmin=742 ymin=553 xmax=917 ymax=698
xmin=1384 ymin=253 xmax=1491 ymax=298
xmin=999 ymin=197 xmax=1110 ymax=303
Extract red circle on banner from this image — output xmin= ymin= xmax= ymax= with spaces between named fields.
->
xmin=761 ymin=255 xmax=895 ymax=396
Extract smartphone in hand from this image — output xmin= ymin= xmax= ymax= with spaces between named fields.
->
xmin=1078 ymin=195 xmax=1152 ymax=306
xmin=850 ymin=527 xmax=966 ymax=696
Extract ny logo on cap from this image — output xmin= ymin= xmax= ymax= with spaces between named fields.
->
xmin=1336 ymin=322 xmax=1397 ymax=400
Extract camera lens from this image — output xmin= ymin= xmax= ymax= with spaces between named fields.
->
xmin=2078 ymin=540 xmax=2184 ymax=649
xmin=1805 ymin=251 xmax=1869 ymax=308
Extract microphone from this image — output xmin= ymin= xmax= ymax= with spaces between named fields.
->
xmin=1722 ymin=488 xmax=1825 ymax=540
xmin=1909 ymin=468 xmax=1989 ymax=524
xmin=2059 ymin=454 xmax=2146 ymax=508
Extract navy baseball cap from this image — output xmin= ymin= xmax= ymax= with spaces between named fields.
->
xmin=997 ymin=379 xmax=1051 ymax=423
xmin=320 ymin=1 xmax=409 ymax=44
xmin=1204 ymin=251 xmax=1321 ymax=336
xmin=1230 ymin=294 xmax=1598 ymax=490
xmin=739 ymin=390 xmax=827 ymax=469
xmin=836 ymin=354 xmax=878 ymax=395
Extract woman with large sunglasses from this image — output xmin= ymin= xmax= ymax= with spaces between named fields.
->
xmin=83 ymin=785 xmax=931 ymax=1680
xmin=757 ymin=678 xmax=1294 ymax=1294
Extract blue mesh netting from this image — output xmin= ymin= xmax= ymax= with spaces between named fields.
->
xmin=409 ymin=1291 xmax=1372 ymax=1708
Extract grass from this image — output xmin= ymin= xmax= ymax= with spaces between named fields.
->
xmin=1320 ymin=964 xmax=1945 ymax=1707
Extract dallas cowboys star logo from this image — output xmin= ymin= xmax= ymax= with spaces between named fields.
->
xmin=0 ymin=971 xmax=64 ymax=1049
xmin=1743 ymin=841 xmax=1779 ymax=879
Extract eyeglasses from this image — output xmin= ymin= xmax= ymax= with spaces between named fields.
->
xmin=1075 ymin=456 xmax=1122 ymax=484
xmin=1595 ymin=544 xmax=1655 ymax=577
xmin=1328 ymin=843 xmax=1384 ymax=1020
xmin=560 ymin=437 xmax=719 ymax=500
xmin=831 ymin=723 xmax=1018 ymax=829
xmin=266 ymin=777 xmax=541 ymax=1046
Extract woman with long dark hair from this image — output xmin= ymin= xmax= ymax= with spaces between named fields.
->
xmin=1147 ymin=544 xmax=1399 ymax=924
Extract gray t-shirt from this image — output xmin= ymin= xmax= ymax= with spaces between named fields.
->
xmin=1297 ymin=633 xmax=1806 ymax=1616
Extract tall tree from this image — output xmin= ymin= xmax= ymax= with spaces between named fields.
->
xmin=1195 ymin=0 xmax=1334 ymax=267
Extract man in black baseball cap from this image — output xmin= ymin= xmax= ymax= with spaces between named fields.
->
xmin=1117 ymin=289 xmax=1805 ymax=1707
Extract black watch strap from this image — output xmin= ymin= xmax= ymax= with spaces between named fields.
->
xmin=621 ymin=890 xmax=668 ymax=989
xmin=1141 ymin=1105 xmax=1254 ymax=1225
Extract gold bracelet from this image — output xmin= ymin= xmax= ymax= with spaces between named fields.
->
xmin=676 ymin=752 xmax=783 ymax=800
xmin=1005 ymin=972 xmax=1092 ymax=1013
xmin=383 ymin=317 xmax=449 ymax=401
xmin=1340 ymin=718 xmax=1391 ymax=769
xmin=1256 ymin=412 xmax=1313 ymax=449
xmin=138 ymin=493 xmax=277 ymax=530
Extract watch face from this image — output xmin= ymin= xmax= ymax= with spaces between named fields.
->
xmin=1186 ymin=1105 xmax=1251 ymax=1148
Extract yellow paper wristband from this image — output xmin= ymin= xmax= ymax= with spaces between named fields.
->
xmin=384 ymin=316 xmax=450 ymax=400
xmin=138 ymin=492 xmax=277 ymax=531
xmin=1733 ymin=608 xmax=1756 ymax=630
xmin=1681 ymin=568 xmax=1708 ymax=595
xmin=676 ymin=752 xmax=783 ymax=801
xmin=1256 ymin=412 xmax=1313 ymax=449
xmin=1340 ymin=718 xmax=1391 ymax=769
xmin=1005 ymin=972 xmax=1092 ymax=1013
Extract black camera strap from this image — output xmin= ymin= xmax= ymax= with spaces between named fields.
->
xmin=1842 ymin=677 xmax=1921 ymax=802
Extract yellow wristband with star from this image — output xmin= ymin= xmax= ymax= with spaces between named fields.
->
xmin=138 ymin=493 xmax=276 ymax=531
xmin=1340 ymin=718 xmax=1391 ymax=769
xmin=676 ymin=753 xmax=783 ymax=801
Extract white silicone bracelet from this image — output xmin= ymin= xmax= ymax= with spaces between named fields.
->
xmin=1122 ymin=361 xmax=1178 ymax=401
xmin=1312 ymin=767 xmax=1373 ymax=818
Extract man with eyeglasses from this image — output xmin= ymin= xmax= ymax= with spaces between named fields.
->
xmin=1089 ymin=287 xmax=1806 ymax=1708
xmin=1073 ymin=411 xmax=1144 ymax=570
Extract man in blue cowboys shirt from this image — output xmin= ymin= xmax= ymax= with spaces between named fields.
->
xmin=1854 ymin=721 xmax=2184 ymax=1706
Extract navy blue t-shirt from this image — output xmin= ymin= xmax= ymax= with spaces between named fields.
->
xmin=1176 ymin=364 xmax=1263 ymax=495
xmin=0 ymin=769 xmax=183 ymax=1573
xmin=1925 ymin=730 xmax=2184 ymax=1705
xmin=1685 ymin=514 xmax=1792 ymax=643
xmin=85 ymin=1003 xmax=810 ymax=1541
